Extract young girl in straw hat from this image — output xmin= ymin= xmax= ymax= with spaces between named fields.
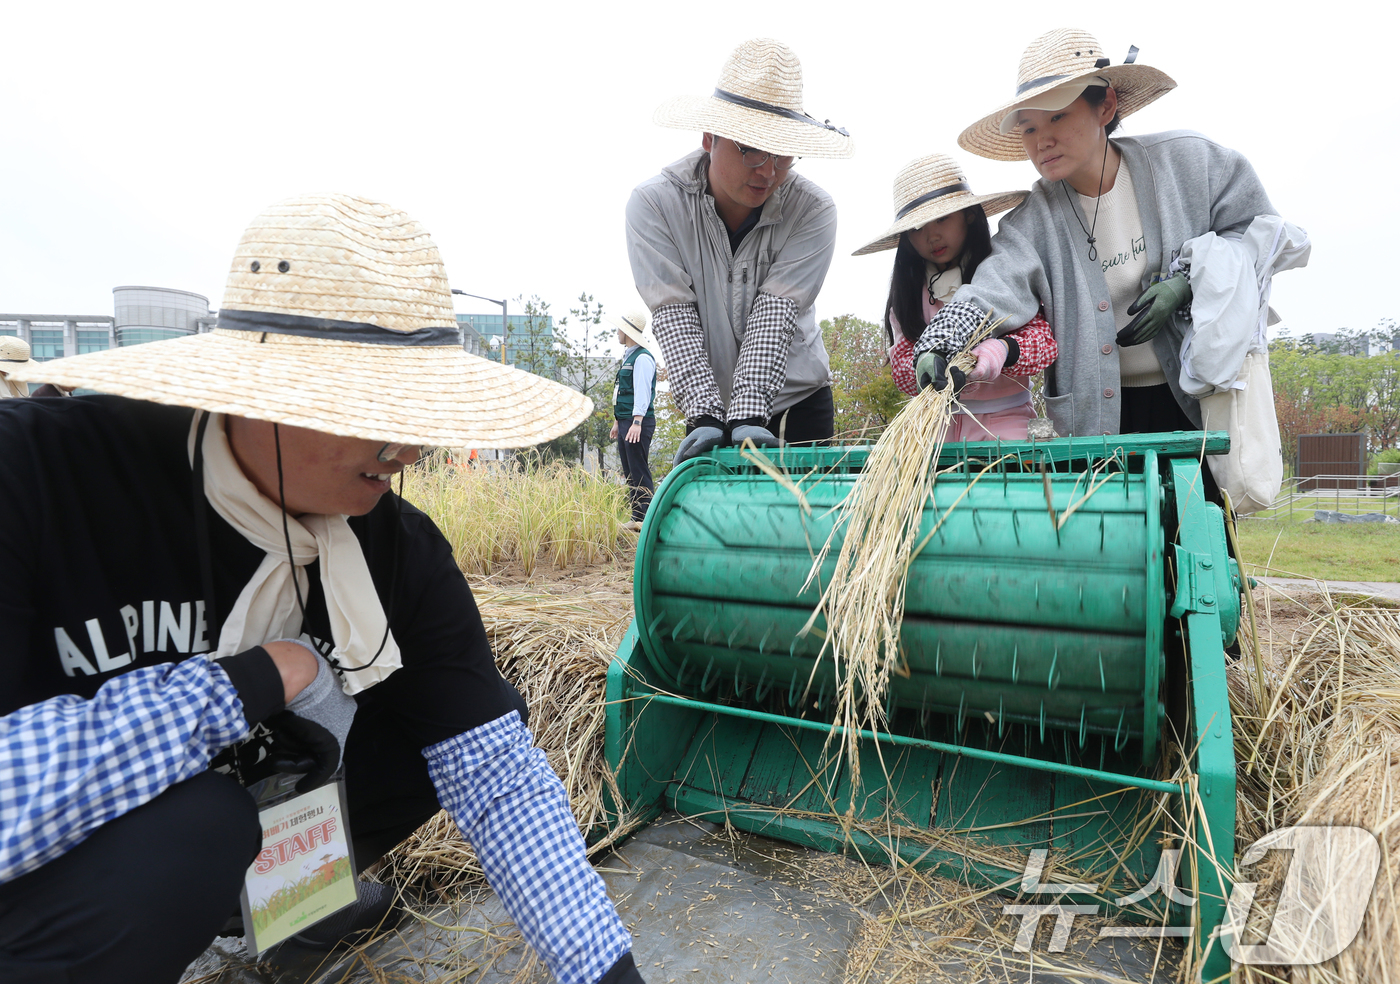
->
xmin=856 ymin=153 xmax=1057 ymax=441
xmin=911 ymin=28 xmax=1277 ymax=466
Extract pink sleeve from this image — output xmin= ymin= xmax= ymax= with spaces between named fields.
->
xmin=1003 ymin=312 xmax=1058 ymax=378
xmin=890 ymin=336 xmax=918 ymax=396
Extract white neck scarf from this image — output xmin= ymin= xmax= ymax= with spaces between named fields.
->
xmin=926 ymin=262 xmax=964 ymax=305
xmin=188 ymin=412 xmax=402 ymax=696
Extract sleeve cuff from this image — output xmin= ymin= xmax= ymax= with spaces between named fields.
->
xmin=598 ymin=951 xmax=642 ymax=984
xmin=1003 ymin=336 xmax=1021 ymax=368
xmin=215 ymin=647 xmax=285 ymax=726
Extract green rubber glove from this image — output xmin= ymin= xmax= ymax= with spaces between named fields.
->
xmin=915 ymin=351 xmax=966 ymax=393
xmin=1117 ymin=273 xmax=1192 ymax=348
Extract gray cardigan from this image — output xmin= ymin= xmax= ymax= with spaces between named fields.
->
xmin=951 ymin=130 xmax=1275 ymax=437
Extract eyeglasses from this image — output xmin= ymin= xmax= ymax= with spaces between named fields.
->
xmin=729 ymin=139 xmax=798 ymax=171
xmin=377 ymin=442 xmax=421 ymax=463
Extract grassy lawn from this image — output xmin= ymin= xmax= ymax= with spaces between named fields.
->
xmin=1234 ymin=520 xmax=1400 ymax=581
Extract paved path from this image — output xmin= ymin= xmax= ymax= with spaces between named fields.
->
xmin=182 ymin=815 xmax=1178 ymax=983
xmin=1255 ymin=577 xmax=1400 ymax=602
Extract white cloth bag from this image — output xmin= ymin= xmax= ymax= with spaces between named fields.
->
xmin=1176 ymin=215 xmax=1309 ymax=514
xmin=1198 ymin=349 xmax=1283 ymax=515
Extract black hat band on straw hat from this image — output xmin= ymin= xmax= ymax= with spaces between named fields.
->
xmin=895 ymin=182 xmax=971 ymax=219
xmin=219 ymin=309 xmax=462 ymax=347
xmin=712 ymin=88 xmax=850 ymax=136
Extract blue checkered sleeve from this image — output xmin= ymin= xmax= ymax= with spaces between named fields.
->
xmin=423 ymin=712 xmax=632 ymax=984
xmin=0 ymin=657 xmax=250 ymax=884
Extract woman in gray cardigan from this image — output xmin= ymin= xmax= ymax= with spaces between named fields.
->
xmin=911 ymin=29 xmax=1275 ymax=447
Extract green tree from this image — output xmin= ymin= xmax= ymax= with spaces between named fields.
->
xmin=555 ymin=293 xmax=618 ymax=468
xmin=506 ymin=295 xmax=561 ymax=380
xmin=1268 ymin=331 xmax=1400 ymax=466
xmin=648 ymin=393 xmax=687 ymax=481
xmin=820 ymin=313 xmax=908 ymax=440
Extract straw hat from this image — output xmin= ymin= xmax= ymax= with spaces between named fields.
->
xmin=7 ymin=194 xmax=591 ymax=449
xmin=958 ymin=28 xmax=1176 ymax=161
xmin=607 ymin=309 xmax=666 ymax=370
xmin=853 ymin=154 xmax=1028 ymax=256
xmin=654 ymin=38 xmax=854 ymax=159
xmin=0 ymin=335 xmax=36 ymax=371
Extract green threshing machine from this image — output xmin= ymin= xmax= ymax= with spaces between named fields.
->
xmin=606 ymin=432 xmax=1241 ymax=979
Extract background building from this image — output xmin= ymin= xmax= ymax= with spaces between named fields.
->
xmin=113 ymin=286 xmax=211 ymax=346
xmin=0 ymin=314 xmax=116 ymax=361
xmin=5 ymin=288 xmax=497 ymax=366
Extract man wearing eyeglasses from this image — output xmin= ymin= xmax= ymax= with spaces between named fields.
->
xmin=625 ymin=38 xmax=854 ymax=462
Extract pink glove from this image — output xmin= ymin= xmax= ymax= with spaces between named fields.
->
xmin=965 ymin=338 xmax=1009 ymax=383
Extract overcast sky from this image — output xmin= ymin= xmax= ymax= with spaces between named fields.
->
xmin=4 ymin=1 xmax=1394 ymax=352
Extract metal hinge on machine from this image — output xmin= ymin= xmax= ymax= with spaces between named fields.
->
xmin=1169 ymin=544 xmax=1219 ymax=618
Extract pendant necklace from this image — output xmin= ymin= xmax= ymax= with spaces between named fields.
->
xmin=1061 ymin=136 xmax=1113 ymax=262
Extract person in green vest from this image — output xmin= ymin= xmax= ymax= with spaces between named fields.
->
xmin=609 ymin=309 xmax=662 ymax=526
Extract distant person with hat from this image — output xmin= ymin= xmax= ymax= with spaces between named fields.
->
xmin=0 ymin=196 xmax=645 ymax=984
xmin=626 ymin=38 xmax=853 ymax=462
xmin=608 ymin=309 xmax=661 ymax=525
xmin=0 ymin=336 xmax=36 ymax=398
xmin=854 ymin=153 xmax=1057 ymax=441
xmin=913 ymin=28 xmax=1276 ymax=458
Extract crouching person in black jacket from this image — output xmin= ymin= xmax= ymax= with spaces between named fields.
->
xmin=0 ymin=194 xmax=643 ymax=984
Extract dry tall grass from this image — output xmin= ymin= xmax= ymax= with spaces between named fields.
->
xmin=401 ymin=453 xmax=629 ymax=577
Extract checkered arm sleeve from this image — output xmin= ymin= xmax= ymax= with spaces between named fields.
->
xmin=1003 ymin=312 xmax=1058 ymax=378
xmin=424 ymin=713 xmax=631 ymax=984
xmin=648 ymin=303 xmax=724 ymax=424
xmin=911 ymin=299 xmax=989 ymax=361
xmin=727 ymin=293 xmax=799 ymax=424
xmin=0 ymin=657 xmax=250 ymax=884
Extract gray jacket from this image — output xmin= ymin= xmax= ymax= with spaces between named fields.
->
xmin=625 ymin=150 xmax=835 ymax=414
xmin=953 ymin=130 xmax=1275 ymax=437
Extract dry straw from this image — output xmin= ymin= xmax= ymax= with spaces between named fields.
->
xmin=801 ymin=316 xmax=1000 ymax=806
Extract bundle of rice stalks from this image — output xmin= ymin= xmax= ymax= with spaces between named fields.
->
xmin=1227 ymin=595 xmax=1400 ymax=983
xmin=380 ymin=588 xmax=638 ymax=903
xmin=802 ymin=318 xmax=1000 ymax=804
xmin=401 ymin=452 xmax=629 ymax=576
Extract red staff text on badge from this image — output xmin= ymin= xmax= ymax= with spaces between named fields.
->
xmin=252 ymin=816 xmax=340 ymax=874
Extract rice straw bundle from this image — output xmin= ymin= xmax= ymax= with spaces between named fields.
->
xmin=1228 ymin=597 xmax=1400 ymax=983
xmin=802 ymin=316 xmax=1001 ymax=804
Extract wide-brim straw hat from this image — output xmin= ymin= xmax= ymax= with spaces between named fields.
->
xmin=958 ymin=28 xmax=1176 ymax=161
xmin=607 ymin=309 xmax=666 ymax=370
xmin=654 ymin=38 xmax=854 ymax=159
xmin=8 ymin=194 xmax=591 ymax=449
xmin=0 ymin=335 xmax=36 ymax=373
xmin=853 ymin=154 xmax=1028 ymax=256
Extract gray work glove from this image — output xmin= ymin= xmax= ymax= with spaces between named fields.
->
xmin=267 ymin=642 xmax=357 ymax=792
xmin=1118 ymin=272 xmax=1192 ymax=348
xmin=730 ymin=423 xmax=780 ymax=448
xmin=673 ymin=423 xmax=726 ymax=464
xmin=915 ymin=351 xmax=967 ymax=394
